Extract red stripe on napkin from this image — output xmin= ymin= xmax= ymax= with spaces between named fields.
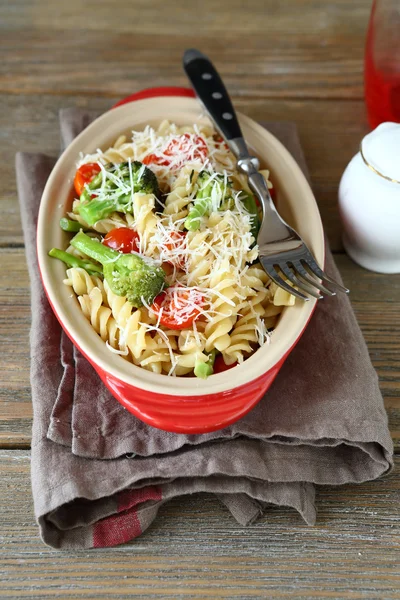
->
xmin=92 ymin=486 xmax=162 ymax=548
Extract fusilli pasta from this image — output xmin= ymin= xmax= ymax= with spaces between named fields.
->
xmin=53 ymin=119 xmax=293 ymax=378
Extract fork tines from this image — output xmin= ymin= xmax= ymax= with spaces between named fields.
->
xmin=261 ymin=254 xmax=349 ymax=302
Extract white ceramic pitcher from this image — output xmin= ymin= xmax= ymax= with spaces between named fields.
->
xmin=338 ymin=122 xmax=400 ymax=273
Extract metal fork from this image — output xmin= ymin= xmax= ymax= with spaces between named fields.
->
xmin=183 ymin=49 xmax=349 ymax=301
xmin=235 ymin=156 xmax=349 ymax=300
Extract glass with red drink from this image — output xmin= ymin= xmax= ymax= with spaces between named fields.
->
xmin=365 ymin=0 xmax=400 ymax=129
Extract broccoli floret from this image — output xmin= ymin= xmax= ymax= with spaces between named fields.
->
xmin=185 ymin=171 xmax=261 ymax=241
xmin=70 ymin=231 xmax=166 ymax=308
xmin=59 ymin=217 xmax=86 ymax=232
xmin=184 ymin=171 xmax=232 ymax=231
xmin=75 ymin=162 xmax=159 ymax=227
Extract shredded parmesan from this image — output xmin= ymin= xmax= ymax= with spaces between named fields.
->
xmin=70 ymin=120 xmax=283 ymax=377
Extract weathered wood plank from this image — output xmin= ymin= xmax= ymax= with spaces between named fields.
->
xmin=0 ymin=451 xmax=399 ymax=598
xmin=0 ymin=0 xmax=371 ymax=100
xmin=0 ymin=0 xmax=371 ymax=36
xmin=1 ymin=94 xmax=367 ymax=249
xmin=1 ymin=249 xmax=399 ymax=450
xmin=1 ymin=0 xmax=398 ymax=595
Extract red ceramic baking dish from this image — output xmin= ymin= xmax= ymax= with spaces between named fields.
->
xmin=37 ymin=88 xmax=324 ymax=433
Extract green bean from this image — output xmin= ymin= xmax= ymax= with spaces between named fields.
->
xmin=59 ymin=218 xmax=84 ymax=233
xmin=194 ymin=350 xmax=217 ymax=379
xmin=48 ymin=248 xmax=103 ymax=276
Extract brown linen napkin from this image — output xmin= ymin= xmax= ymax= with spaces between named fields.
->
xmin=16 ymin=109 xmax=393 ymax=550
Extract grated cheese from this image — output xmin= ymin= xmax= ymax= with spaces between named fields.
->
xmin=71 ymin=121 xmax=283 ymax=376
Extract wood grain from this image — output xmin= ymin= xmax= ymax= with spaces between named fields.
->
xmin=0 ymin=0 xmax=371 ymax=35
xmin=1 ymin=0 xmax=399 ymax=594
xmin=1 ymin=248 xmax=399 ymax=450
xmin=1 ymin=450 xmax=399 ymax=598
xmin=0 ymin=0 xmax=372 ymax=100
xmin=2 ymin=93 xmax=368 ymax=249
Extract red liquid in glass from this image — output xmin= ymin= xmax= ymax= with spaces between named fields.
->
xmin=365 ymin=31 xmax=400 ymax=128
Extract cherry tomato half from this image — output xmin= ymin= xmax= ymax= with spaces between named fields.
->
xmin=213 ymin=355 xmax=238 ymax=373
xmin=143 ymin=134 xmax=208 ymax=168
xmin=150 ymin=286 xmax=203 ymax=330
xmin=142 ymin=153 xmax=168 ymax=166
xmin=74 ymin=163 xmax=101 ymax=197
xmin=102 ymin=227 xmax=140 ymax=253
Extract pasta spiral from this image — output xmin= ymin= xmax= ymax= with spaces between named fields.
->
xmin=59 ymin=120 xmax=294 ymax=379
xmin=222 ymin=289 xmax=270 ymax=365
xmin=96 ymin=135 xmax=136 ymax=164
xmin=163 ymin=165 xmax=199 ymax=221
xmin=78 ymin=287 xmax=119 ymax=349
xmin=221 ymin=265 xmax=274 ymax=365
xmin=63 ymin=267 xmax=104 ymax=298
xmin=103 ymin=280 xmax=181 ymax=374
xmin=204 ymin=275 xmax=239 ymax=353
xmin=103 ymin=280 xmax=151 ymax=359
xmin=185 ymin=230 xmax=213 ymax=285
xmin=132 ymin=193 xmax=158 ymax=251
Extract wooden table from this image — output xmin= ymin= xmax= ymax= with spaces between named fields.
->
xmin=1 ymin=0 xmax=400 ymax=597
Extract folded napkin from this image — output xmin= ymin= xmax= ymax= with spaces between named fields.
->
xmin=16 ymin=109 xmax=393 ymax=550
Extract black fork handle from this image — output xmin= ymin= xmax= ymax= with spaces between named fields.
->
xmin=183 ymin=49 xmax=245 ymax=142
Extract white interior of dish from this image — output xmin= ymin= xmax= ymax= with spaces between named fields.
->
xmin=37 ymin=97 xmax=324 ymax=395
